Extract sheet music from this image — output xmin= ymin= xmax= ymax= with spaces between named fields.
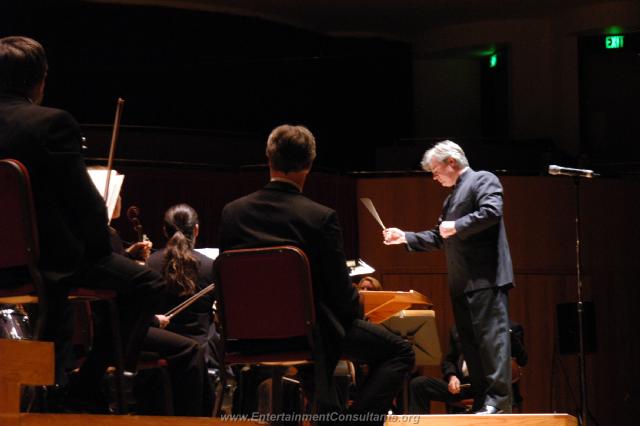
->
xmin=87 ymin=169 xmax=124 ymax=221
xmin=194 ymin=248 xmax=220 ymax=260
xmin=347 ymin=258 xmax=375 ymax=277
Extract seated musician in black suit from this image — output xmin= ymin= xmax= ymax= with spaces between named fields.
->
xmin=409 ymin=320 xmax=528 ymax=414
xmin=219 ymin=124 xmax=414 ymax=424
xmin=0 ymin=36 xmax=166 ymax=412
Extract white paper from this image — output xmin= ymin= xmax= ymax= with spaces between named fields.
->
xmin=87 ymin=169 xmax=125 ymax=221
xmin=347 ymin=258 xmax=375 ymax=277
xmin=194 ymin=248 xmax=220 ymax=260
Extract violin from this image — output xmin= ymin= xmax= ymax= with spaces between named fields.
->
xmin=126 ymin=205 xmax=149 ymax=243
xmin=125 ymin=205 xmax=152 ymax=262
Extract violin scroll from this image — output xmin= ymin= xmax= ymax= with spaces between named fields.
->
xmin=125 ymin=204 xmax=152 ymax=262
xmin=126 ymin=205 xmax=144 ymax=242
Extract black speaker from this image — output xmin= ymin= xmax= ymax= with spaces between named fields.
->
xmin=556 ymin=302 xmax=597 ymax=354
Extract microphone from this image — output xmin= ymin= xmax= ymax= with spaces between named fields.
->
xmin=548 ymin=165 xmax=598 ymax=178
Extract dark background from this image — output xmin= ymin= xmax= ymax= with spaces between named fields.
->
xmin=1 ymin=0 xmax=413 ymax=172
xmin=3 ymin=1 xmax=639 ymax=175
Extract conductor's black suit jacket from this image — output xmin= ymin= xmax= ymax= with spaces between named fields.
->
xmin=405 ymin=169 xmax=513 ymax=297
xmin=218 ymin=180 xmax=361 ymax=372
xmin=0 ymin=93 xmax=112 ymax=277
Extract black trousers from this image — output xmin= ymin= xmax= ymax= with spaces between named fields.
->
xmin=144 ymin=327 xmax=210 ymax=416
xmin=408 ymin=375 xmax=472 ymax=414
xmin=341 ymin=319 xmax=415 ymax=418
xmin=451 ymin=286 xmax=511 ymax=412
xmin=43 ymin=253 xmax=166 ymax=392
xmin=233 ymin=319 xmax=413 ymax=425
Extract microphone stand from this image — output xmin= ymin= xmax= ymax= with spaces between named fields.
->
xmin=573 ymin=176 xmax=588 ymax=426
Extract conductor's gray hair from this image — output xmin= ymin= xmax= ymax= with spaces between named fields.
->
xmin=420 ymin=140 xmax=469 ymax=171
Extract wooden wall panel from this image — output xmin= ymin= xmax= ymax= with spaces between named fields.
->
xmin=102 ymin=168 xmax=636 ymax=424
xmin=110 ymin=167 xmax=358 ymax=257
xmin=357 ymin=176 xmax=579 ymax=274
xmin=357 ymin=175 xmax=638 ymax=424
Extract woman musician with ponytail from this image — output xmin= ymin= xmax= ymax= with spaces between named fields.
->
xmin=146 ymin=204 xmax=221 ymax=414
xmin=147 ymin=204 xmax=218 ymax=355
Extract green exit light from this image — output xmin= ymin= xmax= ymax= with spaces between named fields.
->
xmin=489 ymin=54 xmax=498 ymax=68
xmin=605 ymin=35 xmax=624 ymax=49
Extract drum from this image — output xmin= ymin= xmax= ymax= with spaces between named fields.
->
xmin=0 ymin=305 xmax=32 ymax=340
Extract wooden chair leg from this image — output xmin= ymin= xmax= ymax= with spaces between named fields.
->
xmin=106 ymin=300 xmax=125 ymax=413
xmin=212 ymin=367 xmax=226 ymax=417
xmin=402 ymin=373 xmax=410 ymax=413
xmin=158 ymin=366 xmax=174 ymax=415
xmin=270 ymin=367 xmax=286 ymax=426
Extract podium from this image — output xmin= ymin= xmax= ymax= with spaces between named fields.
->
xmin=359 ymin=291 xmax=441 ymax=367
xmin=360 ymin=290 xmax=432 ymax=324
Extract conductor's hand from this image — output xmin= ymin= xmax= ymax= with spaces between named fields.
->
xmin=439 ymin=221 xmax=457 ymax=239
xmin=155 ymin=314 xmax=170 ymax=329
xmin=383 ymin=228 xmax=407 ymax=245
xmin=448 ymin=375 xmax=461 ymax=394
xmin=127 ymin=240 xmax=153 ymax=261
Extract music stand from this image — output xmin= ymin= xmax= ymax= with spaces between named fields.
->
xmin=381 ymin=310 xmax=441 ymax=367
xmin=382 ymin=310 xmax=441 ymax=413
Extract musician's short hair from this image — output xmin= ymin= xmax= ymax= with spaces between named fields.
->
xmin=266 ymin=124 xmax=316 ymax=173
xmin=0 ymin=36 xmax=48 ymax=95
xmin=420 ymin=140 xmax=469 ymax=171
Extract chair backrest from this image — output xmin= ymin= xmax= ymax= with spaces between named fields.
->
xmin=0 ymin=159 xmax=39 ymax=270
xmin=214 ymin=246 xmax=316 ymax=359
xmin=0 ymin=159 xmax=46 ymax=337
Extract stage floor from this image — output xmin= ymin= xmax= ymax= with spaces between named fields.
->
xmin=0 ymin=413 xmax=578 ymax=426
xmin=386 ymin=413 xmax=577 ymax=426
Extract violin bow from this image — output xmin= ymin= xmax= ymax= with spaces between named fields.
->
xmin=104 ymin=97 xmax=125 ymax=202
xmin=165 ymin=283 xmax=216 ymax=319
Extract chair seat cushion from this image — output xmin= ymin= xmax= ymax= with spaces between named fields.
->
xmin=68 ymin=287 xmax=118 ymax=300
xmin=226 ymin=351 xmax=313 ymax=364
xmin=0 ymin=266 xmax=32 ymax=291
xmin=225 ymin=336 xmax=312 ymax=364
xmin=0 ymin=268 xmax=36 ymax=303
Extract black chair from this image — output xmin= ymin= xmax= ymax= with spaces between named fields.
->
xmin=0 ymin=158 xmax=126 ymax=413
xmin=213 ymin=246 xmax=316 ymax=419
xmin=0 ymin=159 xmax=47 ymax=339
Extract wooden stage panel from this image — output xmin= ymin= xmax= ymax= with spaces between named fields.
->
xmin=385 ymin=413 xmax=577 ymax=426
xmin=2 ymin=413 xmax=577 ymax=426
xmin=7 ymin=413 xmax=263 ymax=426
xmin=357 ymin=176 xmax=640 ymax=425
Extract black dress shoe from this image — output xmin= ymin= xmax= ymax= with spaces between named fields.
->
xmin=474 ymin=405 xmax=504 ymax=414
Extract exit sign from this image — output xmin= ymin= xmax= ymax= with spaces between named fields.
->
xmin=489 ymin=54 xmax=498 ymax=68
xmin=605 ymin=35 xmax=624 ymax=49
